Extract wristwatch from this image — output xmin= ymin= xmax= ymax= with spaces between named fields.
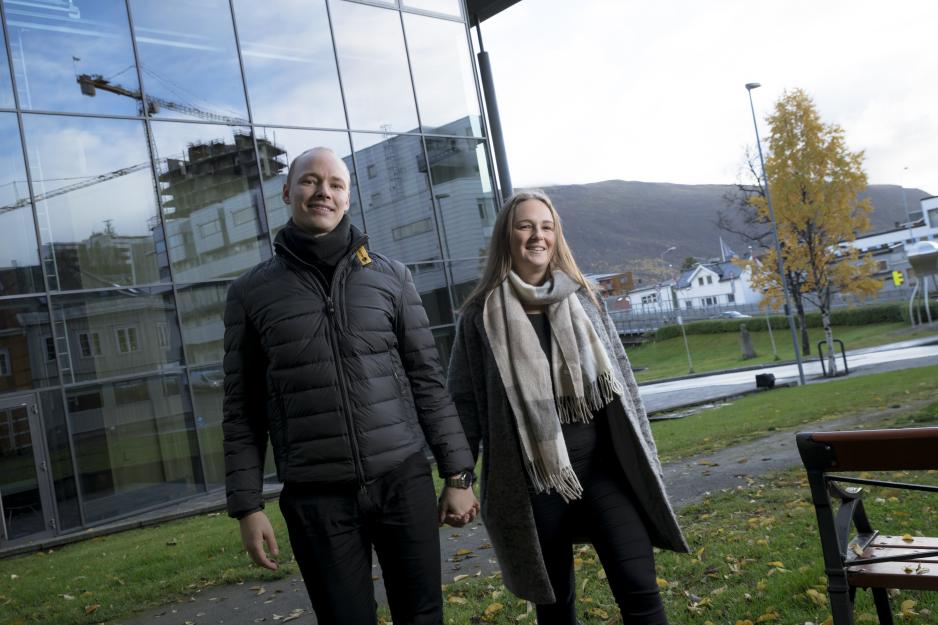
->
xmin=445 ymin=470 xmax=475 ymax=489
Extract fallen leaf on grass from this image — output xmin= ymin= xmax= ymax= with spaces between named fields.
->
xmin=84 ymin=604 xmax=100 ymax=615
xmin=165 ymin=538 xmax=178 ymax=546
xmin=805 ymin=588 xmax=827 ymax=606
xmin=901 ymin=599 xmax=917 ymax=617
xmin=482 ymin=602 xmax=504 ymax=621
xmin=587 ymin=607 xmax=609 ymax=619
xmin=453 ymin=574 xmax=469 ymax=582
xmin=447 ymin=595 xmax=468 ymax=604
xmin=767 ymin=561 xmax=785 ymax=568
xmin=756 ymin=612 xmax=778 ymax=622
xmin=656 ymin=577 xmax=669 ymax=588
xmin=61 ymin=594 xmax=75 ymax=600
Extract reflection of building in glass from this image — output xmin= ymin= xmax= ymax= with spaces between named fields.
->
xmin=0 ymin=0 xmax=505 ymax=546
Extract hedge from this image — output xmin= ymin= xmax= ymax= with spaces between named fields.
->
xmin=653 ymin=302 xmax=930 ymax=340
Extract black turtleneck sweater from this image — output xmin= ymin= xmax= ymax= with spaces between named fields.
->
xmin=280 ymin=215 xmax=353 ymax=290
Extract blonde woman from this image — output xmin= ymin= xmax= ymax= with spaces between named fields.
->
xmin=446 ymin=191 xmax=687 ymax=625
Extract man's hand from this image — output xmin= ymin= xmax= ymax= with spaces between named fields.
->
xmin=239 ymin=510 xmax=280 ymax=570
xmin=438 ymin=486 xmax=480 ymax=527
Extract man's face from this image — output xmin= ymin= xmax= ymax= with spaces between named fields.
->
xmin=282 ymin=149 xmax=350 ymax=236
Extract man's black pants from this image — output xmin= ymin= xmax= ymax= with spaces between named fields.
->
xmin=279 ymin=452 xmax=442 ymax=625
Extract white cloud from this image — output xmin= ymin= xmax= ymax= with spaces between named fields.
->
xmin=483 ymin=0 xmax=938 ymax=193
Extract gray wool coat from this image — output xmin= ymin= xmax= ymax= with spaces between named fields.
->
xmin=447 ymin=289 xmax=689 ymax=604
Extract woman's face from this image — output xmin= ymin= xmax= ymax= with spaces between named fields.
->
xmin=510 ymin=199 xmax=556 ymax=283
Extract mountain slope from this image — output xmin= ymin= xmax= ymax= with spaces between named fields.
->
xmin=538 ymin=181 xmax=932 ymax=274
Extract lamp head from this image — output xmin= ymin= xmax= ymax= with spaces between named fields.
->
xmin=745 ymin=82 xmax=761 ymax=91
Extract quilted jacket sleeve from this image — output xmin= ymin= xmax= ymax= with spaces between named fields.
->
xmin=447 ymin=309 xmax=484 ymax=463
xmin=394 ymin=263 xmax=474 ymax=477
xmin=222 ymin=279 xmax=270 ymax=519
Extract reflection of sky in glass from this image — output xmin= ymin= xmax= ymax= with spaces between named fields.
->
xmin=148 ymin=121 xmax=271 ymax=282
xmin=254 ymin=126 xmax=361 ymax=235
xmin=0 ymin=13 xmax=13 ymax=108
xmin=329 ymin=1 xmax=419 ymax=133
xmin=0 ymin=112 xmax=41 ymax=272
xmin=129 ymin=0 xmax=247 ymax=123
xmin=404 ymin=14 xmax=480 ymax=134
xmin=23 ymin=114 xmax=157 ymax=239
xmin=233 ymin=0 xmax=345 ymax=129
xmin=3 ymin=0 xmax=139 ymax=114
xmin=402 ymin=0 xmax=462 ymax=18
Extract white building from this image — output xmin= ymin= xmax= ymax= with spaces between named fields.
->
xmin=624 ymin=282 xmax=676 ymax=314
xmin=674 ymin=260 xmax=762 ymax=310
xmin=842 ymin=195 xmax=938 ymax=293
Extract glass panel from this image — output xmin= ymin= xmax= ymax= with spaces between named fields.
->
xmin=0 ymin=400 xmax=42 ymax=538
xmin=402 ymin=0 xmax=462 ymax=18
xmin=403 ymin=13 xmax=480 ymax=134
xmin=233 ymin=0 xmax=345 ymax=129
xmin=255 ymin=127 xmax=361 ymax=236
xmin=40 ymin=389 xmax=80 ymax=530
xmin=0 ymin=296 xmax=59 ymax=393
xmin=129 ymin=0 xmax=248 ymax=124
xmin=0 ymin=113 xmax=43 ymax=294
xmin=330 ymin=1 xmax=419 ymax=132
xmin=22 ymin=114 xmax=167 ymax=291
xmin=149 ymin=122 xmax=271 ymax=282
xmin=424 ymin=136 xmax=495 ymax=301
xmin=176 ymin=282 xmax=227 ymax=366
xmin=189 ymin=364 xmax=223 ymax=488
xmin=3 ymin=0 xmax=138 ymax=114
xmin=51 ymin=287 xmax=183 ymax=385
xmin=66 ymin=373 xmax=201 ymax=523
xmin=448 ymin=257 xmax=485 ymax=309
xmin=352 ymin=132 xmax=451 ymax=323
xmin=0 ymin=7 xmax=14 ymax=109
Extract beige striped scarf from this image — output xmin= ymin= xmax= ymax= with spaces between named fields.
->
xmin=482 ymin=271 xmax=623 ymax=501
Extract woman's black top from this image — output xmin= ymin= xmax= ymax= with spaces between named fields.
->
xmin=526 ymin=313 xmax=612 ymax=479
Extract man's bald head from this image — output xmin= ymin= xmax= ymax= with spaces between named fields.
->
xmin=285 ymin=147 xmax=350 ymax=189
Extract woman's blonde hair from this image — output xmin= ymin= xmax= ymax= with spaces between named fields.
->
xmin=462 ymin=190 xmax=599 ymax=309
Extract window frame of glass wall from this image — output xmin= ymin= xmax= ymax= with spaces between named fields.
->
xmin=0 ymin=0 xmax=498 ymax=540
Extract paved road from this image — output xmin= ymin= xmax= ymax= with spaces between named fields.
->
xmin=640 ymin=339 xmax=938 ymax=414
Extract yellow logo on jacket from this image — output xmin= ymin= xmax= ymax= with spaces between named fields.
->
xmin=356 ymin=245 xmax=372 ymax=267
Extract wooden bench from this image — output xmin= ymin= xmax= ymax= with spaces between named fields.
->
xmin=797 ymin=427 xmax=938 ymax=625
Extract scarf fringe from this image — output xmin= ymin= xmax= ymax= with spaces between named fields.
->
xmin=556 ymin=371 xmax=624 ymax=424
xmin=528 ymin=460 xmax=584 ymax=502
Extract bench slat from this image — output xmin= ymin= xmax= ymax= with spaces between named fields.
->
xmin=870 ymin=535 xmax=938 ymax=550
xmin=848 ymin=562 xmax=938 ymax=591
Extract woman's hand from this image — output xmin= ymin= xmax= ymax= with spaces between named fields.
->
xmin=438 ymin=486 xmax=480 ymax=527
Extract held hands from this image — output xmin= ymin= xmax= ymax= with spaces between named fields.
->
xmin=438 ymin=486 xmax=480 ymax=528
xmin=239 ymin=510 xmax=280 ymax=570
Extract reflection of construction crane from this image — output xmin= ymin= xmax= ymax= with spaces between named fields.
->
xmin=0 ymin=162 xmax=151 ymax=214
xmin=77 ymin=74 xmax=249 ymax=125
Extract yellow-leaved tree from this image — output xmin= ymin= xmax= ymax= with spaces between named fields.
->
xmin=741 ymin=88 xmax=880 ymax=375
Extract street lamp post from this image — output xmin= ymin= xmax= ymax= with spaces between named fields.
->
xmin=745 ymin=82 xmax=806 ymax=385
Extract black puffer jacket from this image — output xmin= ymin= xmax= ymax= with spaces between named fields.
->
xmin=222 ymin=227 xmax=473 ymax=518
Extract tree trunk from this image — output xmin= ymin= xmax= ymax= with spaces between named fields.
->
xmin=822 ymin=309 xmax=837 ymax=376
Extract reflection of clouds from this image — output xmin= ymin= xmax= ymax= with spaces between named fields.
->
xmin=5 ymin=0 xmax=139 ymax=114
xmin=401 ymin=0 xmax=462 ymax=18
xmin=403 ymin=13 xmax=479 ymax=132
xmin=233 ymin=0 xmax=345 ymax=128
xmin=23 ymin=116 xmax=158 ymax=240
xmin=328 ymin=0 xmax=419 ymax=132
xmin=129 ymin=0 xmax=247 ymax=121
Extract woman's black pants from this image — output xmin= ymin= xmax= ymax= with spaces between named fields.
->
xmin=278 ymin=452 xmax=442 ymax=625
xmin=530 ymin=464 xmax=667 ymax=625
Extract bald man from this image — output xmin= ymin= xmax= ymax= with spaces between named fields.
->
xmin=223 ymin=147 xmax=478 ymax=625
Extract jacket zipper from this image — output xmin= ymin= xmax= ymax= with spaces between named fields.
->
xmin=276 ymin=239 xmax=368 ymax=490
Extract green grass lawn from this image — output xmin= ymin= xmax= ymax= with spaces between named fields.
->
xmin=439 ymin=464 xmax=938 ymax=624
xmin=651 ymin=365 xmax=938 ymax=463
xmin=1 ymin=367 xmax=937 ymax=625
xmin=628 ymin=322 xmax=938 ymax=382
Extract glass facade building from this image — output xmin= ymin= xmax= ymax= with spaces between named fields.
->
xmin=0 ymin=0 xmax=498 ymax=544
